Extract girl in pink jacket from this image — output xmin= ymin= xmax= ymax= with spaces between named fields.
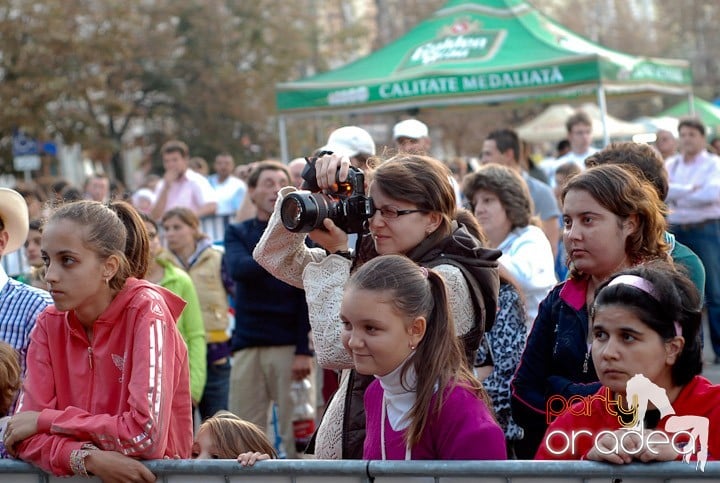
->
xmin=4 ymin=200 xmax=193 ymax=480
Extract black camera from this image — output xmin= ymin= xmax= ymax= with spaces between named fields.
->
xmin=280 ymin=154 xmax=374 ymax=234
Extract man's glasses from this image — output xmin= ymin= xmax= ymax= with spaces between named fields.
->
xmin=371 ymin=206 xmax=427 ymax=219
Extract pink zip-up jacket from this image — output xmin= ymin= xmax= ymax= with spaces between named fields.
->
xmin=15 ymin=278 xmax=193 ymax=476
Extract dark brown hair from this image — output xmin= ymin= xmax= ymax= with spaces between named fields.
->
xmin=592 ymin=261 xmax=702 ymax=386
xmin=371 ymin=154 xmax=456 ymax=247
xmin=585 ymin=142 xmax=669 ymax=201
xmin=486 ymin=128 xmax=520 ymax=162
xmin=462 ymin=163 xmax=534 ymax=230
xmin=161 ymin=140 xmax=190 ymax=159
xmin=561 ymin=164 xmax=669 ymax=279
xmin=346 ymin=254 xmax=492 ymax=446
xmin=48 ymin=200 xmax=150 ymax=289
xmin=678 ymin=117 xmax=706 ymax=137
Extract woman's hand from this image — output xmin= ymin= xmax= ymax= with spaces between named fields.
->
xmin=585 ymin=429 xmax=641 ymax=464
xmin=634 ymin=429 xmax=680 ymax=463
xmin=85 ymin=450 xmax=156 ymax=483
xmin=237 ymin=451 xmax=270 ymax=467
xmin=313 ymin=153 xmax=351 ymax=191
xmin=4 ymin=411 xmax=40 ymax=455
xmin=308 ymin=218 xmax=349 ymax=253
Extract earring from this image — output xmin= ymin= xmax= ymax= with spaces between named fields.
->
xmin=410 ymin=344 xmax=416 ymax=351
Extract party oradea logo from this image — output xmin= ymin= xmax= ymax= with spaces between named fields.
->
xmin=544 ymin=374 xmax=709 ymax=471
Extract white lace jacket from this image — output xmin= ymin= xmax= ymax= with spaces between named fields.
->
xmin=253 ymin=187 xmax=474 ymax=459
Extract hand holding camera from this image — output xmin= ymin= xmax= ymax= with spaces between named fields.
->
xmin=314 ymin=153 xmax=351 ymax=191
xmin=280 ymin=151 xmax=374 ymax=234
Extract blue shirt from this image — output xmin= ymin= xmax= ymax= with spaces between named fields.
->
xmin=0 ymin=265 xmax=53 ymax=376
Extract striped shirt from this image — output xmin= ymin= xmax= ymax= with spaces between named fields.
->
xmin=0 ymin=265 xmax=53 ymax=376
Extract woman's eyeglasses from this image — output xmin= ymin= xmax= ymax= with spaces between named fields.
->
xmin=371 ymin=206 xmax=427 ymax=219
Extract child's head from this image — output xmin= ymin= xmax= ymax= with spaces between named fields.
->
xmin=590 ymin=261 xmax=702 ymax=395
xmin=139 ymin=213 xmax=162 ymax=259
xmin=193 ymin=411 xmax=277 ymax=459
xmin=341 ymin=254 xmax=462 ymax=377
xmin=341 ymin=254 xmax=476 ymax=445
xmin=24 ymin=219 xmax=44 ymax=268
xmin=0 ymin=342 xmax=21 ymax=416
xmin=42 ymin=201 xmax=150 ymax=309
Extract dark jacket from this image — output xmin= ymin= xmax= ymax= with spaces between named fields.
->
xmin=510 ymin=278 xmax=601 ymax=458
xmin=225 ymin=218 xmax=312 ymax=355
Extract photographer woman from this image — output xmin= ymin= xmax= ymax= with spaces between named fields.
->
xmin=253 ymin=153 xmax=500 ymax=459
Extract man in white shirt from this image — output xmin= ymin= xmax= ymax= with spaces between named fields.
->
xmin=558 ymin=111 xmax=599 ymax=168
xmin=208 ymin=153 xmax=247 ymax=217
xmin=151 ymin=140 xmax=218 ymax=221
xmin=544 ymin=111 xmax=599 ymax=185
xmin=666 ymin=117 xmax=720 ymax=363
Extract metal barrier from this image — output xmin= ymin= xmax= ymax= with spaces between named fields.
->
xmin=1 ymin=459 xmax=719 ymax=482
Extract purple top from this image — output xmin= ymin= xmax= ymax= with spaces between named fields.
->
xmin=363 ymin=380 xmax=506 ymax=460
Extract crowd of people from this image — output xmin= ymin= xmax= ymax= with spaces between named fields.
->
xmin=0 ymin=111 xmax=720 ymax=479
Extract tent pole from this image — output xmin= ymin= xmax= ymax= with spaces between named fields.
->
xmin=688 ymin=91 xmax=696 ymax=116
xmin=596 ymin=86 xmax=610 ymax=147
xmin=278 ymin=115 xmax=289 ymax=163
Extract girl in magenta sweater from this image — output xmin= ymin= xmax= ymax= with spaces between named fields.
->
xmin=340 ymin=254 xmax=505 ymax=460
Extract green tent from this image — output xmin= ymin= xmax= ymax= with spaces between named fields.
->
xmin=659 ymin=98 xmax=720 ymax=134
xmin=276 ymin=0 xmax=692 ymax=158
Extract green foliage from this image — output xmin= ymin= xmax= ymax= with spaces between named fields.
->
xmin=0 ymin=0 xmax=366 ymax=177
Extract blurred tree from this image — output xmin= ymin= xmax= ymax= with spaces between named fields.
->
xmin=1 ymin=0 xmax=716 ymax=180
xmin=0 ymin=0 xmax=366 ymax=180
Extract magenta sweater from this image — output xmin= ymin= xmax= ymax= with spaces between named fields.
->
xmin=363 ymin=379 xmax=506 ymax=460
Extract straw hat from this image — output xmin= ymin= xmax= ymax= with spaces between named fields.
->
xmin=0 ymin=188 xmax=30 ymax=254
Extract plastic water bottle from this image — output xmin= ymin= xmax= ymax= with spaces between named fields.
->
xmin=290 ymin=378 xmax=316 ymax=453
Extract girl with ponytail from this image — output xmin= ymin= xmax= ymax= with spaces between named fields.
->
xmin=340 ymin=254 xmax=505 ymax=459
xmin=7 ymin=200 xmax=192 ymax=479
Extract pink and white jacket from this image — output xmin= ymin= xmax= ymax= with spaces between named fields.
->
xmin=16 ymin=278 xmax=193 ymax=476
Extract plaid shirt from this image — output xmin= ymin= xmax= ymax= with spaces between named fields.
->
xmin=0 ymin=265 xmax=53 ymax=378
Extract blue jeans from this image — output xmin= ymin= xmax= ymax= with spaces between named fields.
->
xmin=198 ymin=358 xmax=231 ymax=420
xmin=672 ymin=219 xmax=720 ymax=357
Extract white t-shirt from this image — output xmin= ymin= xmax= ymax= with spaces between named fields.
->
xmin=497 ymin=225 xmax=557 ymax=327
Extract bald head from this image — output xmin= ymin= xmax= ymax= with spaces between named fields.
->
xmin=655 ymin=129 xmax=677 ymax=160
xmin=288 ymin=158 xmax=307 ymax=189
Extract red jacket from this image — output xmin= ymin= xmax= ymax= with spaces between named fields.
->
xmin=536 ymin=376 xmax=720 ymax=461
xmin=16 ymin=278 xmax=193 ymax=476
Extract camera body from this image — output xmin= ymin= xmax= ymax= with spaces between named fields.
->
xmin=280 ymin=154 xmax=374 ymax=234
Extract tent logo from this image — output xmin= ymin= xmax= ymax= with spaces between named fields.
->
xmin=399 ymin=18 xmax=505 ymax=71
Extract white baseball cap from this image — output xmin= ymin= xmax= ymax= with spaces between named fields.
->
xmin=0 ymin=188 xmax=30 ymax=254
xmin=320 ymin=126 xmax=376 ymax=157
xmin=393 ymin=119 xmax=429 ymax=140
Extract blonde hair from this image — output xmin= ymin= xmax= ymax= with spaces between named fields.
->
xmin=197 ymin=411 xmax=277 ymax=459
xmin=0 ymin=342 xmax=21 ymax=416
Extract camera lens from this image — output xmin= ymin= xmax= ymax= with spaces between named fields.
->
xmin=280 ymin=192 xmax=330 ymax=232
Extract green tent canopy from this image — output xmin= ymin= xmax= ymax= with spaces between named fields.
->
xmin=275 ymin=0 xmax=692 ymax=159
xmin=659 ymin=98 xmax=720 ymax=132
xmin=277 ymin=0 xmax=691 ymax=115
